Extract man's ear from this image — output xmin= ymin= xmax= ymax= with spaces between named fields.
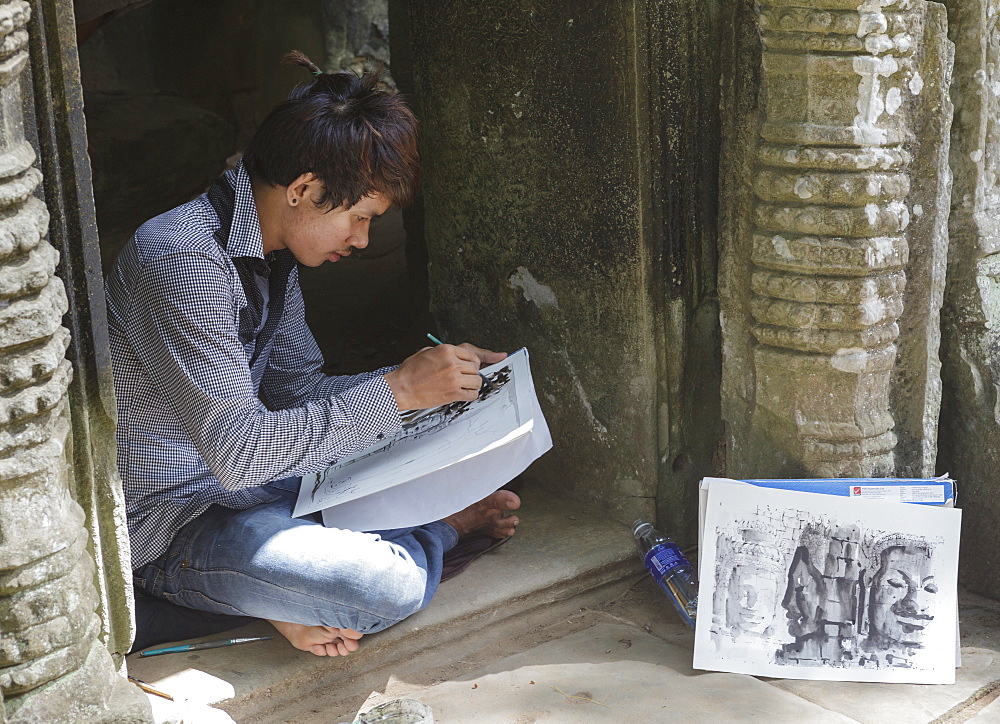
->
xmin=286 ymin=172 xmax=319 ymax=207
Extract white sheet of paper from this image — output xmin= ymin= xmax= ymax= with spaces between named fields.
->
xmin=322 ymin=402 xmax=550 ymax=531
xmin=694 ymin=480 xmax=961 ymax=684
xmin=292 ymin=348 xmax=551 ymax=531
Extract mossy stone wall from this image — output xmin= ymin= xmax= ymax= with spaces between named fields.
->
xmin=394 ymin=1 xmax=723 ymax=540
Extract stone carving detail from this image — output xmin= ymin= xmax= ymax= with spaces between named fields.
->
xmin=0 ymin=1 xmax=136 ymax=719
xmin=744 ymin=0 xmax=933 ymax=476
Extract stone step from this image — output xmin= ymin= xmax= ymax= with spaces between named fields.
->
xmin=124 ymin=487 xmax=1000 ymax=723
xmin=124 ymin=487 xmax=643 ymax=722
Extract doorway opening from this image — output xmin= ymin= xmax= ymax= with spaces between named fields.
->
xmin=77 ymin=0 xmax=431 ymax=373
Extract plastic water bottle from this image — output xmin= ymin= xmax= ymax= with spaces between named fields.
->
xmin=633 ymin=520 xmax=698 ymax=627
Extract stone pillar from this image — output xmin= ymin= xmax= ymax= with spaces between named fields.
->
xmin=720 ymin=0 xmax=953 ymax=479
xmin=939 ymin=0 xmax=1000 ymax=597
xmin=0 ymin=1 xmax=148 ymax=720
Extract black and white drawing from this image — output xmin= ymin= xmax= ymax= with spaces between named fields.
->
xmin=293 ymin=348 xmax=551 ymax=532
xmin=310 ymin=363 xmax=515 ymax=498
xmin=694 ymin=480 xmax=960 ymax=684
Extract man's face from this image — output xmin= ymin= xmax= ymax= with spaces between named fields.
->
xmin=868 ymin=545 xmax=937 ymax=648
xmin=282 ymin=189 xmax=391 ymax=267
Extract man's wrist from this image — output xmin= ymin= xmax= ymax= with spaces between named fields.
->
xmin=383 ymin=370 xmax=411 ymax=411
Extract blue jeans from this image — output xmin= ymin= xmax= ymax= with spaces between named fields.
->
xmin=133 ymin=477 xmax=459 ymax=634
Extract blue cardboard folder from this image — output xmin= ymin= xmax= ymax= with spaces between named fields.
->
xmin=698 ymin=475 xmax=956 ymax=551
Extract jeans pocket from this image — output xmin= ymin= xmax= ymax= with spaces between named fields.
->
xmin=248 ymin=490 xmax=280 ymax=505
xmin=263 ymin=475 xmax=302 ymax=494
xmin=134 ymin=559 xmax=170 ymax=597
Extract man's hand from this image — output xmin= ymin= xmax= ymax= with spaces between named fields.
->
xmin=383 ymin=343 xmax=507 ymax=411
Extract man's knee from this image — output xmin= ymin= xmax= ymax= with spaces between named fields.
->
xmin=251 ymin=527 xmax=437 ymax=632
xmin=352 ymin=564 xmax=428 ymax=632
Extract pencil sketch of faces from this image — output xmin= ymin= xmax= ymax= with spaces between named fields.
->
xmin=727 ymin=574 xmax=773 ymax=636
xmin=781 ymin=544 xmax=825 ymax=639
xmin=713 ymin=524 xmax=784 ymax=639
xmin=400 ymin=364 xmax=513 ymax=432
xmin=312 ymin=365 xmax=515 ymax=499
xmin=779 ymin=526 xmax=938 ymax=668
xmin=864 ymin=543 xmax=937 ymax=653
xmin=707 ymin=508 xmax=944 ymax=672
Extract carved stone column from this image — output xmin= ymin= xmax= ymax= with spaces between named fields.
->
xmin=939 ymin=0 xmax=1000 ymax=597
xmin=720 ymin=0 xmax=953 ymax=478
xmin=0 ymin=1 xmax=147 ymax=720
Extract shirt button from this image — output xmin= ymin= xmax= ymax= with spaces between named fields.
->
xmin=376 ymin=433 xmax=384 ymax=440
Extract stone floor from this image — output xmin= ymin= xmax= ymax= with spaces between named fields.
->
xmin=125 ymin=487 xmax=1000 ymax=724
xmin=347 ymin=588 xmax=1000 ymax=724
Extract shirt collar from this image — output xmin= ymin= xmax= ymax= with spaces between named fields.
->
xmin=223 ymin=161 xmax=266 ymax=261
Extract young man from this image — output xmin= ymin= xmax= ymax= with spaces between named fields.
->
xmin=106 ymin=57 xmax=520 ymax=657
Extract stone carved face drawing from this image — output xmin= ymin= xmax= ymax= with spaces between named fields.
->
xmin=867 ymin=545 xmax=937 ymax=650
xmin=781 ymin=546 xmax=826 ymax=639
xmin=720 ymin=525 xmax=783 ymax=637
xmin=730 ymin=569 xmax=778 ymax=634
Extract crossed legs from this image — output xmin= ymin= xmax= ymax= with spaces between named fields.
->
xmin=269 ymin=489 xmax=521 ymax=656
xmin=134 ymin=488 xmax=521 ymax=657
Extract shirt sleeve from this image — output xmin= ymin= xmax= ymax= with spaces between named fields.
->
xmin=126 ymin=250 xmax=402 ymax=490
xmin=259 ymin=270 xmax=399 ymax=409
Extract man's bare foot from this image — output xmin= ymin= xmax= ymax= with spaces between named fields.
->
xmin=444 ymin=490 xmax=521 ymax=539
xmin=268 ymin=620 xmax=364 ymax=657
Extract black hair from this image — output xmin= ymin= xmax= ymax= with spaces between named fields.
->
xmin=242 ymin=50 xmax=420 ymax=210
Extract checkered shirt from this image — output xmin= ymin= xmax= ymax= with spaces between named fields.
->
xmin=105 ymin=162 xmax=402 ymax=569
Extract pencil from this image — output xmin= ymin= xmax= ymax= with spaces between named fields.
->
xmin=128 ymin=676 xmax=174 ymax=701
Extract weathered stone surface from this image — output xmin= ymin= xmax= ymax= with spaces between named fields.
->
xmin=394 ymin=0 xmax=724 ymax=541
xmin=0 ymin=328 xmax=68 ymax=395
xmin=888 ymin=4 xmax=953 ymax=477
xmin=0 ymin=519 xmax=82 ymax=596
xmin=750 ymin=233 xmax=910 ymax=275
xmin=0 ymin=241 xmax=57 ymax=300
xmin=720 ymin=0 xmax=952 ymax=478
xmin=0 ymin=412 xmax=63 ymax=480
xmin=386 ymin=623 xmax=856 ymax=724
xmin=0 ymin=234 xmax=113 ymax=715
xmin=0 ymin=279 xmax=66 ymax=351
xmin=0 ymin=0 xmax=149 ymax=719
xmin=3 ymin=640 xmax=147 ymax=723
xmin=0 ymin=196 xmax=47 ymax=260
xmin=939 ymin=0 xmax=1000 ymax=598
xmin=322 ymin=0 xmax=390 ymax=78
xmin=0 ymin=559 xmax=99 ymax=679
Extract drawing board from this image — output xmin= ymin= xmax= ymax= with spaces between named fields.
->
xmin=694 ymin=480 xmax=961 ymax=684
xmin=293 ymin=348 xmax=551 ymax=531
